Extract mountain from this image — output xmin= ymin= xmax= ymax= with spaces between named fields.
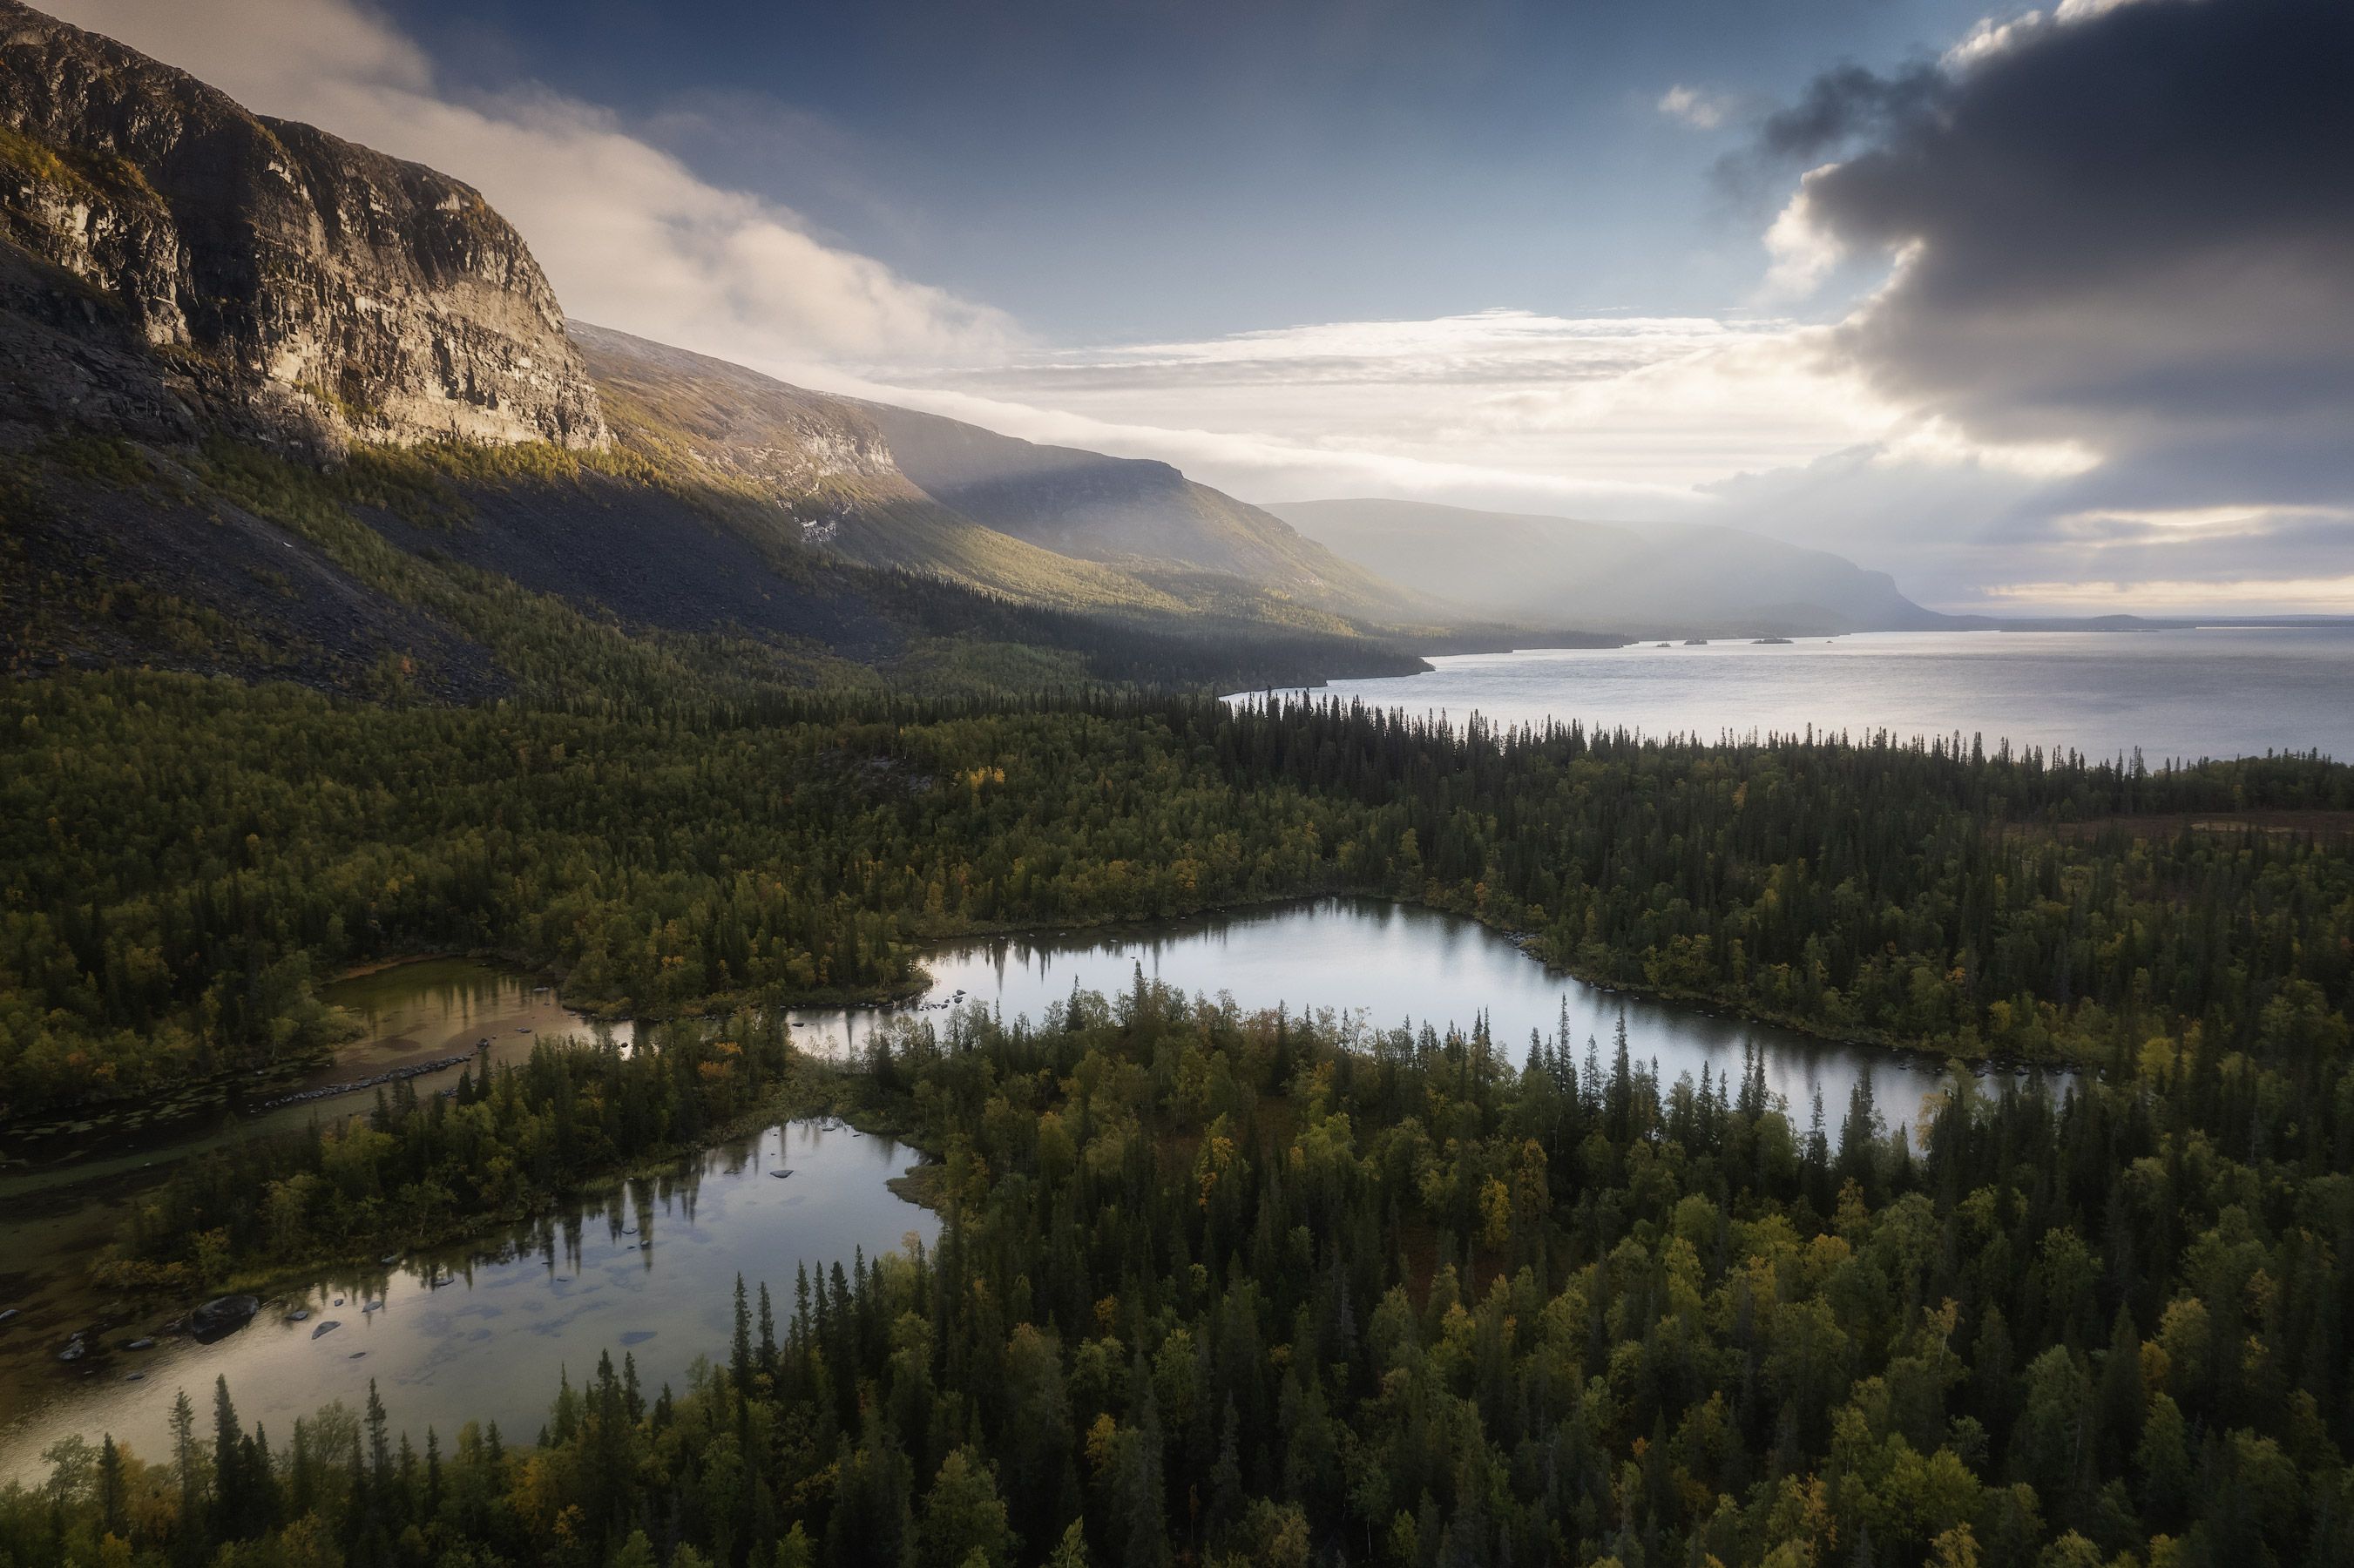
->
xmin=568 ymin=324 xmax=1188 ymax=615
xmin=0 ymin=0 xmax=603 ymax=455
xmin=854 ymin=402 xmax=1423 ymax=620
xmin=1268 ymin=497 xmax=1948 ymax=637
xmin=0 ymin=2 xmax=1429 ymax=696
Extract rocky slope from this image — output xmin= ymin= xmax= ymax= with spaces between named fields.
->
xmin=0 ymin=0 xmax=604 ymax=455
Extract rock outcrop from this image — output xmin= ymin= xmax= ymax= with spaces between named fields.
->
xmin=0 ymin=0 xmax=605 ymax=453
xmin=186 ymin=1294 xmax=260 ymax=1342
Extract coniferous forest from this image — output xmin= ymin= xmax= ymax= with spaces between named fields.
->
xmin=7 ymin=673 xmax=2350 ymax=1121
xmin=10 ymin=977 xmax=2354 ymax=1567
xmin=3 ymin=664 xmax=2353 ymax=1568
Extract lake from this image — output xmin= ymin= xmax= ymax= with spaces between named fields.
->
xmin=791 ymin=899 xmax=1984 ymax=1126
xmin=1255 ymin=627 xmax=2354 ymax=763
xmin=3 ymin=900 xmax=2026 ymax=1482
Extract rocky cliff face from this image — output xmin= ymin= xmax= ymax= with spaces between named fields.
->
xmin=0 ymin=0 xmax=605 ymax=452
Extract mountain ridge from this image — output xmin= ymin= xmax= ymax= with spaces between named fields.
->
xmin=0 ymin=2 xmax=1432 ymax=696
xmin=852 ymin=400 xmax=1425 ymax=622
xmin=566 ymin=322 xmax=1190 ymax=616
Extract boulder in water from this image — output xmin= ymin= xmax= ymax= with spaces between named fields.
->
xmin=188 ymin=1295 xmax=260 ymax=1342
xmin=311 ymin=1320 xmax=342 ymax=1340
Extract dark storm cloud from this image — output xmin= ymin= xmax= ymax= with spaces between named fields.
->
xmin=1753 ymin=61 xmax=1944 ymax=163
xmin=1771 ymin=0 xmax=2354 ymax=514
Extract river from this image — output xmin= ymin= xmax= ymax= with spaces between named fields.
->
xmin=2 ymin=900 xmax=2033 ymax=1482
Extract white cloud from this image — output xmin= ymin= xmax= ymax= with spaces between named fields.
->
xmin=1944 ymin=1 xmax=2152 ymax=72
xmin=1875 ymin=418 xmax=2098 ymax=480
xmin=1758 ymin=167 xmax=1850 ymax=301
xmin=862 ymin=307 xmax=2068 ymax=524
xmin=1656 ymin=84 xmax=1731 ymax=131
xmin=46 ymin=0 xmax=1016 ymax=369
xmin=1943 ymin=13 xmax=2045 ymax=70
xmin=2055 ymin=504 xmax=2351 ymax=532
xmin=1981 ymin=576 xmax=2354 ymax=613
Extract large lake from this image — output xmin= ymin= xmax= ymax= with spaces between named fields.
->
xmin=4 ymin=902 xmax=2028 ymax=1482
xmin=1257 ymin=628 xmax=2354 ymax=763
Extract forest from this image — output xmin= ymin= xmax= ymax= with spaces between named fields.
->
xmin=4 ymin=672 xmax=2351 ymax=1122
xmin=91 ymin=1013 xmax=802 ymax=1292
xmin=6 ymin=666 xmax=2352 ymax=1567
xmin=9 ymin=971 xmax=2352 ymax=1567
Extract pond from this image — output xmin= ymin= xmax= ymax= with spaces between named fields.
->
xmin=3 ymin=899 xmax=2044 ymax=1482
xmin=0 ymin=1119 xmax=931 ymax=1482
xmin=792 ymin=897 xmax=1995 ymax=1131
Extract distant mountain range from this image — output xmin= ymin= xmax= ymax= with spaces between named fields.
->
xmin=0 ymin=0 xmax=1986 ymax=700
xmin=1268 ymin=498 xmax=1952 ymax=638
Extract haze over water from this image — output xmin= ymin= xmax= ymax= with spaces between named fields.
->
xmin=1260 ymin=629 xmax=2354 ymax=764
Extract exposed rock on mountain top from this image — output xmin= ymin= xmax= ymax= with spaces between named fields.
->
xmin=0 ymin=0 xmax=605 ymax=454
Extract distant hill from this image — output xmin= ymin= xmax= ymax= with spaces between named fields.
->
xmin=1268 ymin=497 xmax=1949 ymax=637
xmin=856 ymin=402 xmax=1424 ymax=621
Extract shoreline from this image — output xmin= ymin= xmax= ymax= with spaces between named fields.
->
xmin=20 ymin=1061 xmax=878 ymax=1375
xmin=11 ymin=883 xmax=2090 ymax=1144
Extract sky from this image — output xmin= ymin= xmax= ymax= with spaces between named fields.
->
xmin=44 ymin=0 xmax=2354 ymax=616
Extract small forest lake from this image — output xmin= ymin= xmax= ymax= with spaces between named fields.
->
xmin=2 ymin=899 xmax=2049 ymax=1480
xmin=0 ymin=1121 xmax=932 ymax=1482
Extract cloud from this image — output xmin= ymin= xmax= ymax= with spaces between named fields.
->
xmin=1655 ymin=84 xmax=1730 ymax=131
xmin=45 ymin=0 xmax=1017 ymax=370
xmin=1721 ymin=0 xmax=2354 ymax=613
xmin=1776 ymin=0 xmax=2354 ymax=482
xmin=1701 ymin=444 xmax=2354 ymax=615
xmin=1751 ymin=61 xmax=1943 ymax=165
xmin=1756 ymin=167 xmax=1849 ymax=301
xmin=869 ymin=307 xmax=1959 ymax=514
